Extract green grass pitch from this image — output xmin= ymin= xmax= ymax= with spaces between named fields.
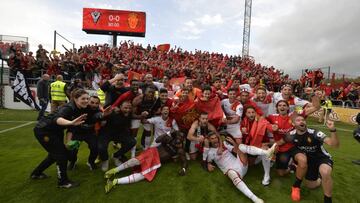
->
xmin=0 ymin=109 xmax=359 ymax=203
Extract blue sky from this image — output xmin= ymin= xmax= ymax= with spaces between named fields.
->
xmin=1 ymin=0 xmax=360 ymax=78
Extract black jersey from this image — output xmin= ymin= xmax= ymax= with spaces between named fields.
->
xmin=196 ymin=124 xmax=210 ymax=137
xmin=139 ymin=97 xmax=160 ymax=118
xmin=287 ymin=128 xmax=331 ymax=159
xmin=101 ymin=111 xmax=132 ymax=135
xmin=70 ymin=107 xmax=102 ymax=135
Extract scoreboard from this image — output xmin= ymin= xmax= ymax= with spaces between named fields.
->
xmin=82 ymin=8 xmax=146 ymax=37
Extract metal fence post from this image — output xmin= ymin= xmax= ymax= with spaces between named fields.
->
xmin=1 ymin=59 xmax=3 ymax=85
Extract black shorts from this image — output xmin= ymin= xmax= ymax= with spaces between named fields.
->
xmin=306 ymin=156 xmax=333 ymax=181
xmin=275 ymin=147 xmax=303 ymax=170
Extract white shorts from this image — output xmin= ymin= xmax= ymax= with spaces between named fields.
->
xmin=228 ymin=155 xmax=248 ymax=178
xmin=226 ymin=124 xmax=242 ymax=139
xmin=131 ymin=119 xmax=152 ymax=131
xmin=189 ymin=140 xmax=199 ymax=154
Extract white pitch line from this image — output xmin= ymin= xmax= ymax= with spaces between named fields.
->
xmin=308 ymin=125 xmax=353 ymax=132
xmin=0 ymin=121 xmax=35 ymax=134
xmin=0 ymin=121 xmax=34 ymax=123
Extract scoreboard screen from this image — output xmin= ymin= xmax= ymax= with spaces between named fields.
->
xmin=82 ymin=8 xmax=146 ymax=37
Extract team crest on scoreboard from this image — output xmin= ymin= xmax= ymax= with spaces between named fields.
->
xmin=128 ymin=13 xmax=139 ymax=29
xmin=91 ymin=11 xmax=101 ymax=23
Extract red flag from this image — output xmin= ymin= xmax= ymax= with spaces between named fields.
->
xmin=195 ymin=97 xmax=224 ymax=128
xmin=169 ymin=77 xmax=185 ymax=86
xmin=241 ymin=116 xmax=272 ymax=148
xmin=157 ymin=44 xmax=170 ymax=52
xmin=170 ymin=99 xmax=199 ymax=130
xmin=128 ymin=71 xmax=142 ymax=81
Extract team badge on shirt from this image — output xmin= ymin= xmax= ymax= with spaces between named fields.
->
xmin=307 ymin=137 xmax=312 ymax=144
xmin=43 ymin=136 xmax=50 ymax=142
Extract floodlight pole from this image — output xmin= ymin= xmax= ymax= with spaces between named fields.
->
xmin=242 ymin=0 xmax=252 ymax=58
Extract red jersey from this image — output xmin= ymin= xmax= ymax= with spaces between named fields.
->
xmin=267 ymin=114 xmax=294 ymax=152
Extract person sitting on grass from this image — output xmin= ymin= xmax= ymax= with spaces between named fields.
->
xmin=205 ymin=132 xmax=277 ymax=203
xmin=104 ymin=131 xmax=187 ymax=193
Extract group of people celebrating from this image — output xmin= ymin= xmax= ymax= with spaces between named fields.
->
xmin=30 ymin=71 xmax=339 ymax=203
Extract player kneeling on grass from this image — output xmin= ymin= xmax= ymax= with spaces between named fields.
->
xmin=286 ymin=114 xmax=339 ymax=202
xmin=205 ymin=132 xmax=277 ymax=203
xmin=187 ymin=112 xmax=222 ymax=164
xmin=104 ymin=131 xmax=187 ymax=193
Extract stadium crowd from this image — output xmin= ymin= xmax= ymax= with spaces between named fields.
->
xmin=3 ymin=41 xmax=355 ymax=203
xmin=5 ymin=41 xmax=359 ymax=108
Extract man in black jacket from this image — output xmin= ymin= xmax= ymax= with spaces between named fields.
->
xmin=36 ymin=74 xmax=50 ymax=120
xmin=98 ymin=101 xmax=136 ymax=171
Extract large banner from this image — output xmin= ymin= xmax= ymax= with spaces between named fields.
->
xmin=82 ymin=8 xmax=146 ymax=37
xmin=12 ymin=71 xmax=40 ymax=110
xmin=311 ymin=107 xmax=360 ymax=125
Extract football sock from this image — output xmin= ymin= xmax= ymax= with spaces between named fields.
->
xmin=115 ymin=173 xmax=145 ymax=185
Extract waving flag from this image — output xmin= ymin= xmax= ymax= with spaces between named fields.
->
xmin=128 ymin=71 xmax=143 ymax=81
xmin=157 ymin=44 xmax=170 ymax=52
xmin=12 ymin=71 xmax=40 ymax=110
xmin=170 ymin=99 xmax=199 ymax=130
xmin=169 ymin=77 xmax=185 ymax=86
xmin=195 ymin=97 xmax=224 ymax=128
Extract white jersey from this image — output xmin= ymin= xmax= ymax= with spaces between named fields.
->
xmin=272 ymin=92 xmax=309 ymax=113
xmin=147 ymin=116 xmax=179 ymax=147
xmin=221 ymin=99 xmax=243 ymax=122
xmin=221 ymin=99 xmax=243 ymax=138
xmin=207 ymin=142 xmax=248 ymax=178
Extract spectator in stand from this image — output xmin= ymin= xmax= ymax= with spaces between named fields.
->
xmin=347 ymin=84 xmax=359 ymax=108
xmin=36 ymin=44 xmax=49 ymax=70
xmin=36 ymin=74 xmax=50 ymax=120
xmin=322 ymin=83 xmax=332 ymax=97
xmin=7 ymin=48 xmax=25 ymax=76
xmin=314 ymin=69 xmax=324 ymax=86
xmin=330 ymin=88 xmax=340 ymax=101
